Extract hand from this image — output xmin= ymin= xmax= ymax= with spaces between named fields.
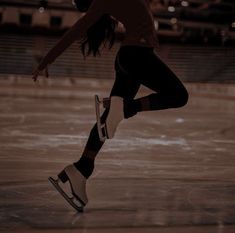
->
xmin=32 ymin=66 xmax=49 ymax=82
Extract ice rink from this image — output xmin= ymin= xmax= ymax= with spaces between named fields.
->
xmin=0 ymin=77 xmax=235 ymax=233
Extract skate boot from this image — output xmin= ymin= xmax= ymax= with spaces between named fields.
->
xmin=48 ymin=164 xmax=88 ymax=212
xmin=95 ymin=95 xmax=124 ymax=142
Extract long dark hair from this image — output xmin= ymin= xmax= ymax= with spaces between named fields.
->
xmin=73 ymin=0 xmax=118 ymax=58
xmin=80 ymin=14 xmax=118 ymax=58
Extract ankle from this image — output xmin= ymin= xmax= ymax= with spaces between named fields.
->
xmin=73 ymin=156 xmax=94 ymax=179
xmin=123 ymin=99 xmax=139 ymax=119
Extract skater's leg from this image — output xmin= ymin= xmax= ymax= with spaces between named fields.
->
xmin=122 ymin=49 xmax=189 ymax=118
xmin=74 ymin=56 xmax=140 ymax=178
xmin=138 ymin=52 xmax=188 ymax=110
xmin=50 ymin=110 xmax=110 ymax=210
xmin=73 ymin=109 xmax=109 ymax=178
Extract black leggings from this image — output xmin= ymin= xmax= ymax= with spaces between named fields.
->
xmin=82 ymin=46 xmax=188 ymax=154
xmin=111 ymin=46 xmax=188 ymax=109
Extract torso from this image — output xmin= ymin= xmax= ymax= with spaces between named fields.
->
xmin=103 ymin=0 xmax=159 ymax=49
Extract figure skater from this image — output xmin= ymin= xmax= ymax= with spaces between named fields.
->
xmin=32 ymin=0 xmax=188 ymax=212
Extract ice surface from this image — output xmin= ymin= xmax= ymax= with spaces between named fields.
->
xmin=0 ymin=79 xmax=235 ymax=233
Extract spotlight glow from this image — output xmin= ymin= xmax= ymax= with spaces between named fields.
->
xmin=72 ymin=0 xmax=76 ymax=7
xmin=181 ymin=1 xmax=189 ymax=7
xmin=39 ymin=7 xmax=45 ymax=13
xmin=168 ymin=6 xmax=175 ymax=12
xmin=170 ymin=18 xmax=178 ymax=24
xmin=154 ymin=20 xmax=159 ymax=30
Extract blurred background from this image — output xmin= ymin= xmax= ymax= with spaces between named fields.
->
xmin=0 ymin=0 xmax=234 ymax=81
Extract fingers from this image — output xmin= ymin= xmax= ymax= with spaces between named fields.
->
xmin=32 ymin=75 xmax=37 ymax=82
xmin=32 ymin=66 xmax=49 ymax=82
xmin=32 ymin=69 xmax=40 ymax=82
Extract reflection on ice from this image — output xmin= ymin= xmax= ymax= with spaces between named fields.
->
xmin=104 ymin=137 xmax=188 ymax=152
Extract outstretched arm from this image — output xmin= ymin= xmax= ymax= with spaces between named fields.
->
xmin=32 ymin=0 xmax=105 ymax=81
xmin=37 ymin=20 xmax=83 ymax=71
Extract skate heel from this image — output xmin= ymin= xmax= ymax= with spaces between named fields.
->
xmin=58 ymin=170 xmax=69 ymax=183
xmin=105 ymin=96 xmax=124 ymax=139
xmin=102 ymin=97 xmax=110 ymax=108
xmin=95 ymin=95 xmax=124 ymax=141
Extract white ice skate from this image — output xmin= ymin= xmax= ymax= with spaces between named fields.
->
xmin=95 ymin=95 xmax=124 ymax=142
xmin=48 ymin=164 xmax=88 ymax=212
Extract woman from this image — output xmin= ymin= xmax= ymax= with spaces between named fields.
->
xmin=33 ymin=0 xmax=188 ymax=212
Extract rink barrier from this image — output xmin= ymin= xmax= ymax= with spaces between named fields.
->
xmin=0 ymin=75 xmax=235 ymax=99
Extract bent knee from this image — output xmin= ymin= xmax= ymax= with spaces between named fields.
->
xmin=176 ymin=88 xmax=189 ymax=107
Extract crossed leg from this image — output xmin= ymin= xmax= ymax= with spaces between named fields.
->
xmin=74 ymin=48 xmax=188 ymax=178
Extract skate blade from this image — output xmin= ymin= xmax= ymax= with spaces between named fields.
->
xmin=48 ymin=177 xmax=84 ymax=212
xmin=95 ymin=95 xmax=109 ymax=142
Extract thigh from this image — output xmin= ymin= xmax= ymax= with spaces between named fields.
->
xmin=136 ymin=51 xmax=186 ymax=93
xmin=110 ymin=52 xmax=140 ymax=99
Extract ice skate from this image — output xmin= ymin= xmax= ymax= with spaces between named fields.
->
xmin=48 ymin=164 xmax=88 ymax=212
xmin=95 ymin=95 xmax=124 ymax=142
